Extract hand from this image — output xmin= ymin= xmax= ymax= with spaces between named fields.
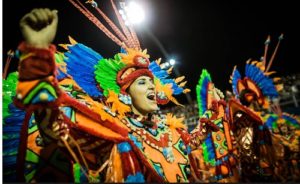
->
xmin=20 ymin=8 xmax=58 ymax=48
xmin=199 ymin=117 xmax=220 ymax=132
xmin=52 ymin=121 xmax=70 ymax=141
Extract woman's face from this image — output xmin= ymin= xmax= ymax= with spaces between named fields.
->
xmin=128 ymin=76 xmax=158 ymax=116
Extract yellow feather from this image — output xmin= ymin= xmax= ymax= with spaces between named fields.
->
xmin=169 ymin=96 xmax=184 ymax=107
xmin=165 ymin=113 xmax=186 ymax=130
xmin=264 ymin=71 xmax=276 ymax=76
xmin=252 ymin=61 xmax=258 ymax=65
xmin=246 ymin=58 xmax=251 ymax=64
xmin=175 ymin=76 xmax=185 ymax=83
xmin=58 ymin=44 xmax=70 ymax=50
xmin=183 ymin=89 xmax=190 ymax=93
xmin=120 ymin=48 xmax=150 ymax=65
xmin=273 ymin=77 xmax=281 ymax=82
xmin=106 ymin=91 xmax=131 ymax=117
xmin=68 ymin=35 xmax=78 ymax=45
xmin=179 ymin=81 xmax=187 ymax=87
xmin=156 ymin=58 xmax=161 ymax=65
xmin=167 ymin=66 xmax=173 ymax=74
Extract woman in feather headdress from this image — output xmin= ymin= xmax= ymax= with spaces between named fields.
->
xmin=3 ymin=2 xmax=219 ymax=182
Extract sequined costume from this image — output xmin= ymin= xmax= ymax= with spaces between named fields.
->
xmin=3 ymin=1 xmax=216 ymax=182
xmin=189 ymin=69 xmax=239 ymax=182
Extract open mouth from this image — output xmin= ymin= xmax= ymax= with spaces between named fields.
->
xmin=147 ymin=92 xmax=156 ymax=101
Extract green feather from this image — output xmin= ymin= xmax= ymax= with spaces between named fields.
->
xmin=55 ymin=52 xmax=65 ymax=64
xmin=94 ymin=54 xmax=126 ymax=96
xmin=2 ymin=72 xmax=18 ymax=122
xmin=196 ymin=69 xmax=212 ymax=117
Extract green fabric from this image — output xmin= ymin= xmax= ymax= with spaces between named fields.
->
xmin=23 ymin=82 xmax=57 ymax=104
xmin=94 ymin=54 xmax=126 ymax=97
xmin=26 ymin=149 xmax=40 ymax=163
xmin=2 ymin=72 xmax=18 ymax=122
xmin=73 ymin=163 xmax=81 ymax=183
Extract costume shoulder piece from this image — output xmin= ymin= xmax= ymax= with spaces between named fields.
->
xmin=59 ymin=37 xmax=104 ymax=98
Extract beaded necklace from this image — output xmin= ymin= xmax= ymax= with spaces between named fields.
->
xmin=122 ymin=115 xmax=175 ymax=163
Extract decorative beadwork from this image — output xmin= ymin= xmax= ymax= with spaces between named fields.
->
xmin=123 ymin=117 xmax=175 ymax=163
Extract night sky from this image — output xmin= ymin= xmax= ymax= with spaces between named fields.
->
xmin=3 ymin=0 xmax=300 ymax=105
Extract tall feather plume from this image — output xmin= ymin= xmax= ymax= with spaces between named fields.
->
xmin=262 ymin=35 xmax=270 ymax=68
xmin=110 ymin=0 xmax=140 ymax=49
xmin=68 ymin=0 xmax=141 ymax=49
xmin=266 ymin=34 xmax=284 ymax=72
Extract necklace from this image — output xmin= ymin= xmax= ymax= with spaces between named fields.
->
xmin=122 ymin=117 xmax=175 ymax=163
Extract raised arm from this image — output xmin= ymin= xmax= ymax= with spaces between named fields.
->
xmin=15 ymin=8 xmax=66 ymax=142
xmin=20 ymin=8 xmax=58 ymax=49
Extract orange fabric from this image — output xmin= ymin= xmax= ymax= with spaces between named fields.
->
xmin=27 ymin=130 xmax=62 ymax=160
xmin=223 ymin=121 xmax=233 ymax=150
xmin=27 ymin=131 xmax=43 ymax=154
xmin=212 ymin=131 xmax=228 ymax=159
xmin=245 ymin=78 xmax=262 ymax=99
xmin=16 ymin=76 xmax=55 ymax=98
xmin=59 ymin=78 xmax=82 ymax=91
xmin=228 ymin=99 xmax=262 ymax=124
xmin=207 ymin=83 xmax=214 ymax=109
xmin=106 ymin=144 xmax=124 ymax=182
xmin=237 ymin=79 xmax=246 ymax=94
xmin=142 ymin=128 xmax=189 ymax=182
xmin=75 ymin=111 xmax=126 ymax=141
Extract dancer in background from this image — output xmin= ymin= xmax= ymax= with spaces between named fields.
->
xmin=228 ymin=34 xmax=300 ymax=182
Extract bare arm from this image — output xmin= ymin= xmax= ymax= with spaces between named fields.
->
xmin=15 ymin=8 xmax=63 ymax=141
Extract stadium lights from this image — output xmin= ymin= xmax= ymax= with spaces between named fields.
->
xmin=169 ymin=59 xmax=176 ymax=66
xmin=119 ymin=1 xmax=145 ymax=25
xmin=160 ymin=59 xmax=176 ymax=69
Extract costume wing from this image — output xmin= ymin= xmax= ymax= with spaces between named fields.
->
xmin=195 ymin=69 xmax=217 ymax=166
xmin=61 ymin=38 xmax=104 ymax=98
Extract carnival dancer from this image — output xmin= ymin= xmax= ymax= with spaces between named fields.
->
xmin=189 ymin=69 xmax=239 ymax=182
xmin=3 ymin=2 xmax=218 ymax=182
xmin=228 ymin=34 xmax=300 ymax=182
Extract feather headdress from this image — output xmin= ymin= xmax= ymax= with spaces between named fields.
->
xmin=61 ymin=0 xmax=190 ymax=116
xmin=229 ymin=34 xmax=283 ymax=108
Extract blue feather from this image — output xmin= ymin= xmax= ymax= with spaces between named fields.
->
xmin=149 ymin=61 xmax=186 ymax=97
xmin=120 ymin=47 xmax=127 ymax=54
xmin=264 ymin=114 xmax=278 ymax=129
xmin=205 ymin=133 xmax=216 ymax=160
xmin=231 ymin=68 xmax=241 ymax=98
xmin=245 ymin=63 xmax=278 ymax=98
xmin=64 ymin=43 xmax=103 ymax=98
xmin=3 ymin=101 xmax=26 ymax=182
xmin=56 ymin=68 xmax=68 ymax=81
xmin=282 ymin=114 xmax=300 ymax=127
